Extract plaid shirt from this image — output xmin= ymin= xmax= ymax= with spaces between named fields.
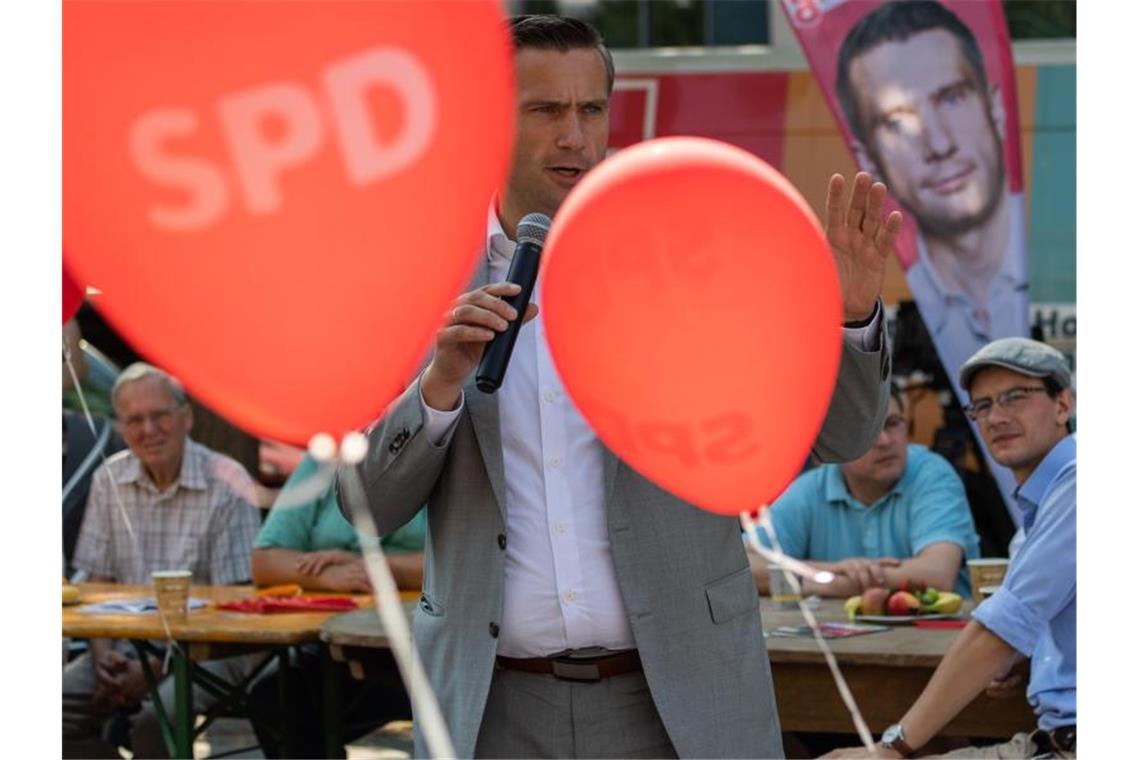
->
xmin=73 ymin=439 xmax=261 ymax=585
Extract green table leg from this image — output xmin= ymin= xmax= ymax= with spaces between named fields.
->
xmin=131 ymin=641 xmax=177 ymax=758
xmin=173 ymin=651 xmax=194 ymax=758
xmin=321 ymin=646 xmax=346 ymax=759
xmin=277 ymin=649 xmax=296 ymax=758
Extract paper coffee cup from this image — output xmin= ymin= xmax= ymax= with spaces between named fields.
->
xmin=152 ymin=570 xmax=192 ymax=619
xmin=967 ymin=559 xmax=1009 ymax=604
xmin=979 ymin=585 xmax=1001 ymax=600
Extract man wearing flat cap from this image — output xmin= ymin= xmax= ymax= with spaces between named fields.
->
xmin=826 ymin=337 xmax=1075 ymax=759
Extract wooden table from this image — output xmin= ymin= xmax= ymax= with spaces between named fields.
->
xmin=761 ymin=599 xmax=1036 ymax=738
xmin=63 ymin=583 xmax=370 ymax=758
xmin=315 ymin=595 xmax=420 ymax=757
xmin=320 ymin=598 xmax=1036 ymax=742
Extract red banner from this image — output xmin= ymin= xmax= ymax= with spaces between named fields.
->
xmin=781 ymin=0 xmax=1031 ymax=523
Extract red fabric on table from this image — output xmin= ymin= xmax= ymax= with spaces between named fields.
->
xmin=217 ymin=596 xmax=359 ymax=614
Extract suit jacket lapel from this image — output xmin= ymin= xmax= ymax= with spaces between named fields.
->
xmin=463 ymin=257 xmax=508 ymax=520
xmin=603 ymin=446 xmax=620 ymax=505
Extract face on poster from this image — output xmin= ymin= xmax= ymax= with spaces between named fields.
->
xmin=841 ymin=24 xmax=1007 ymax=241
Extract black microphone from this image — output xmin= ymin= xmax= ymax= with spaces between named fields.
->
xmin=476 ymin=212 xmax=551 ymax=394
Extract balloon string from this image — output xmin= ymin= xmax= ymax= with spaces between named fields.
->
xmin=64 ymin=340 xmax=184 ymax=663
xmin=740 ymin=510 xmax=876 ymax=753
xmin=339 ymin=461 xmax=456 ymax=759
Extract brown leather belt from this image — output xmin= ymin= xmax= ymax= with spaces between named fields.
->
xmin=496 ymin=650 xmax=642 ymax=682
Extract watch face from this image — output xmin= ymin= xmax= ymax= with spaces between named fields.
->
xmin=882 ymin=724 xmax=902 ymax=744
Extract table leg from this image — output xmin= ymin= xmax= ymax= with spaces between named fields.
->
xmin=131 ymin=640 xmax=177 ymax=758
xmin=322 ymin=646 xmax=346 ymax=759
xmin=277 ymin=648 xmax=296 ymax=758
xmin=172 ymin=649 xmax=194 ymax=759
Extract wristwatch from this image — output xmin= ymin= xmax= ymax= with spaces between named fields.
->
xmin=843 ymin=300 xmax=880 ymax=329
xmin=880 ymin=723 xmax=916 ymax=757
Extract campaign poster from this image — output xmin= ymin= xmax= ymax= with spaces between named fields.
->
xmin=781 ymin=0 xmax=1031 ymax=524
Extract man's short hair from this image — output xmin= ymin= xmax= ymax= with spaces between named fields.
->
xmin=835 ymin=0 xmax=988 ymax=144
xmin=509 ymin=14 xmax=615 ymax=95
xmin=111 ymin=362 xmax=188 ymax=410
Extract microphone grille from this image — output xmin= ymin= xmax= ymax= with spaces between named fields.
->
xmin=517 ymin=213 xmax=552 ymax=247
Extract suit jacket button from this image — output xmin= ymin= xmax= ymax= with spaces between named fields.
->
xmin=497 ymin=533 xmax=507 ymax=550
xmin=489 ymin=622 xmax=500 ymax=638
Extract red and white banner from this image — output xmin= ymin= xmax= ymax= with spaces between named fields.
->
xmin=781 ymin=0 xmax=1031 ymax=522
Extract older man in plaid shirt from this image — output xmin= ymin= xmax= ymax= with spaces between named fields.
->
xmin=63 ymin=363 xmax=262 ymax=759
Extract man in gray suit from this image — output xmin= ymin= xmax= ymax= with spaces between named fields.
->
xmin=341 ymin=14 xmax=901 ymax=759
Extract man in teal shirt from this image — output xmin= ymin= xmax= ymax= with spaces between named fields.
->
xmin=248 ymin=455 xmax=426 ymax=757
xmin=252 ymin=454 xmax=425 ymax=591
xmin=750 ymin=385 xmax=980 ymax=597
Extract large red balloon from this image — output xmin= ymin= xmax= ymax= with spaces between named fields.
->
xmin=63 ymin=259 xmax=83 ymax=324
xmin=541 ymin=137 xmax=842 ymax=514
xmin=64 ymin=1 xmax=513 ymax=443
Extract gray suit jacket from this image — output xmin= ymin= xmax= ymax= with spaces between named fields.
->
xmin=341 ymin=266 xmax=890 ymax=758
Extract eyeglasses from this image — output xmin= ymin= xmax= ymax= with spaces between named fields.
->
xmin=964 ymin=386 xmax=1048 ymax=422
xmin=121 ymin=408 xmax=178 ymax=431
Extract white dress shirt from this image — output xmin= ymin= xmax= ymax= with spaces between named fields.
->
xmin=420 ymin=205 xmax=882 ymax=657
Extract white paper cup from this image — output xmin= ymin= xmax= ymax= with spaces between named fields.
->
xmin=967 ymin=559 xmax=1009 ymax=604
xmin=979 ymin=585 xmax=1001 ymax=601
xmin=152 ymin=570 xmax=192 ymax=619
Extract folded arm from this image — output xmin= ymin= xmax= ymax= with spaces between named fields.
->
xmin=252 ymin=547 xmax=424 ymax=592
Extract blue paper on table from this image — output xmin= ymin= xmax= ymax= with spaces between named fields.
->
xmin=768 ymin=622 xmax=891 ymax=638
xmin=79 ymin=597 xmax=209 ymax=615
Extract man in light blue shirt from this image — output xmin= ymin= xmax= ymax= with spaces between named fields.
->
xmin=750 ymin=385 xmax=980 ymax=598
xmin=826 ymin=337 xmax=1075 ymax=759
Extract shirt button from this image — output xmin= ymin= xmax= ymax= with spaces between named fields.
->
xmin=563 ymin=589 xmax=576 ymax=602
xmin=489 ymin=622 xmax=500 ymax=638
xmin=544 ymin=390 xmax=556 ymax=403
xmin=550 ymin=456 xmax=562 ymax=468
xmin=552 ymin=521 xmax=566 ymax=534
xmin=497 ymin=533 xmax=507 ymax=550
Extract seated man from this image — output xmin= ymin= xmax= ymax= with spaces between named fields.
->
xmin=247 ymin=454 xmax=425 ymax=757
xmin=748 ymin=385 xmax=980 ymax=597
xmin=827 ymin=338 xmax=1076 ymax=759
xmin=63 ymin=363 xmax=262 ymax=759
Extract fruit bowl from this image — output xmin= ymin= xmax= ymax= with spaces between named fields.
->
xmin=844 ymin=584 xmax=963 ymax=623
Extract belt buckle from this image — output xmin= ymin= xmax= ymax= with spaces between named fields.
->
xmin=552 ymin=659 xmax=602 ymax=682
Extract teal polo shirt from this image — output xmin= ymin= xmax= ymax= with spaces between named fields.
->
xmin=757 ymin=445 xmax=980 ymax=596
xmin=256 ymin=455 xmax=426 ymax=555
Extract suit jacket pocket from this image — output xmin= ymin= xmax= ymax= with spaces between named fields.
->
xmin=418 ymin=591 xmax=446 ymax=617
xmin=704 ymin=566 xmax=757 ymax=625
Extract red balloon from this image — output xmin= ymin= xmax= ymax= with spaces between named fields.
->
xmin=63 ymin=259 xmax=84 ymax=324
xmin=541 ymin=137 xmax=842 ymax=515
xmin=64 ymin=1 xmax=513 ymax=443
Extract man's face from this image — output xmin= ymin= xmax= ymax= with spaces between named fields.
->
xmin=848 ymin=29 xmax=1004 ymax=237
xmin=842 ymin=397 xmax=909 ymax=492
xmin=502 ymin=47 xmax=610 ymax=221
xmin=115 ymin=376 xmax=192 ymax=478
xmin=969 ymin=367 xmax=1072 ymax=483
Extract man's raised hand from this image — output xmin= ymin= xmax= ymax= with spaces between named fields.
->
xmin=824 ymin=172 xmax=903 ymax=323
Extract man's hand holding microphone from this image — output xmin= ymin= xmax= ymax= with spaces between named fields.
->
xmin=420 ymin=213 xmax=550 ymax=411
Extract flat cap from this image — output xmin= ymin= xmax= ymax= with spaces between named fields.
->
xmin=959 ymin=337 xmax=1071 ymax=391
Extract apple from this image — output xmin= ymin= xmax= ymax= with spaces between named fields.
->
xmin=887 ymin=590 xmax=921 ymax=616
xmin=861 ymin=587 xmax=890 ymax=616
